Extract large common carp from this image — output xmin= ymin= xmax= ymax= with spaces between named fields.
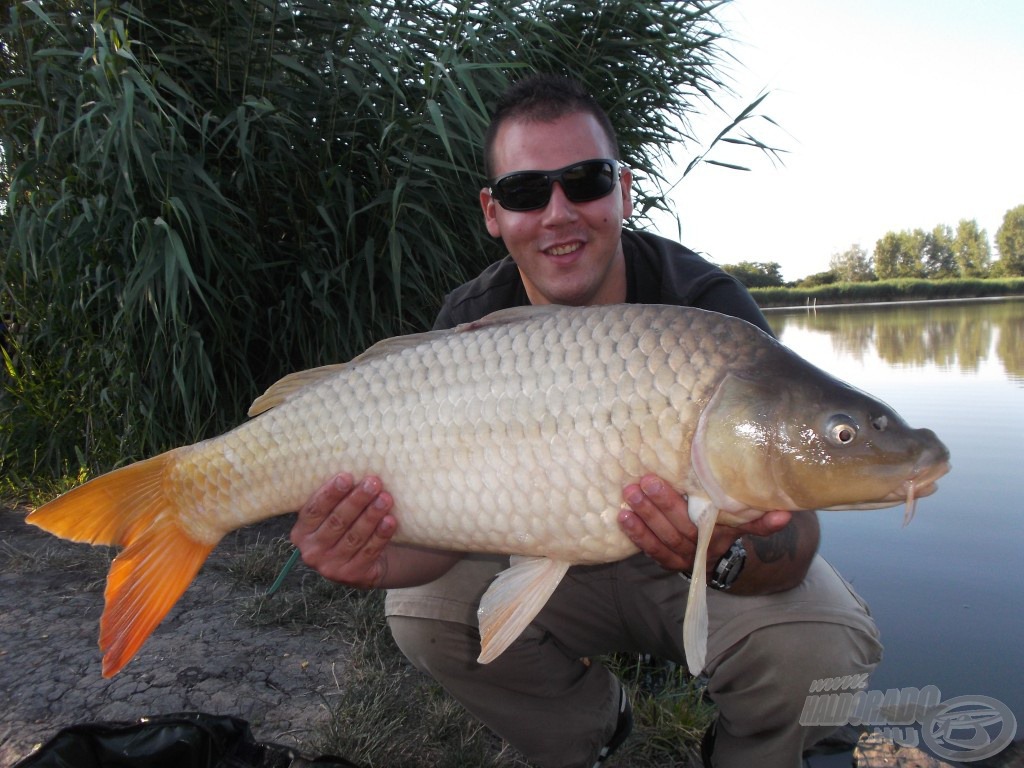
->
xmin=28 ymin=304 xmax=950 ymax=677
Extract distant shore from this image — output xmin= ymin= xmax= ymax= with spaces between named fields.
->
xmin=760 ymin=293 xmax=1024 ymax=313
xmin=750 ymin=277 xmax=1024 ymax=309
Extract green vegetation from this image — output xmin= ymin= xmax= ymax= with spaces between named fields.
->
xmin=750 ymin=277 xmax=1024 ymax=308
xmin=718 ymin=261 xmax=783 ymax=288
xmin=995 ymin=205 xmax=1024 ymax=276
xmin=722 ymin=205 xmax=1024 ymax=289
xmin=1 ymin=0 xmax=774 ymax=487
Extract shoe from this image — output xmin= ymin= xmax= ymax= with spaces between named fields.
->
xmin=591 ymin=686 xmax=633 ymax=767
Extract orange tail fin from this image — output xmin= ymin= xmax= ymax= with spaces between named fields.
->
xmin=26 ymin=450 xmax=217 ymax=677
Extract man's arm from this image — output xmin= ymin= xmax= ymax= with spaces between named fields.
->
xmin=619 ymin=474 xmax=818 ymax=594
xmin=290 ymin=473 xmax=462 ymax=589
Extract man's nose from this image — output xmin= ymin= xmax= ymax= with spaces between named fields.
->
xmin=541 ymin=182 xmax=578 ymax=222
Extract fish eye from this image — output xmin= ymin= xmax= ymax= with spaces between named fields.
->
xmin=827 ymin=416 xmax=858 ymax=445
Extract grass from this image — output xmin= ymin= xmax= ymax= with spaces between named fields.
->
xmin=0 ymin=537 xmax=112 ymax=583
xmin=0 ymin=472 xmax=111 ymax=589
xmin=0 ymin=507 xmax=113 ymax=597
xmin=0 ymin=467 xmax=92 ymax=511
xmin=230 ymin=535 xmax=712 ymax=767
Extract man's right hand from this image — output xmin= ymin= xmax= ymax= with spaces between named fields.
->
xmin=291 ymin=473 xmax=462 ymax=590
xmin=290 ymin=473 xmax=398 ymax=588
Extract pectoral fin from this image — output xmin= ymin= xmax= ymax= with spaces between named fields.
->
xmin=682 ymin=496 xmax=720 ymax=675
xmin=476 ymin=556 xmax=571 ymax=664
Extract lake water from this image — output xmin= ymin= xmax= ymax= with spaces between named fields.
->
xmin=766 ymin=297 xmax=1024 ymax=725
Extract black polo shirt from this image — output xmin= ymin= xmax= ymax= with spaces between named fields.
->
xmin=432 ymin=229 xmax=774 ymax=337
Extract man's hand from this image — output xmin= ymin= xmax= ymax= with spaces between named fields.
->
xmin=618 ymin=474 xmax=819 ymax=594
xmin=290 ymin=473 xmax=462 ymax=590
xmin=290 ymin=473 xmax=398 ymax=588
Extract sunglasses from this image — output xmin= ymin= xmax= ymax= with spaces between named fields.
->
xmin=488 ymin=159 xmax=621 ymax=212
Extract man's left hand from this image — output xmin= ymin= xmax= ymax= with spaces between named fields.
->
xmin=618 ymin=474 xmax=793 ymax=575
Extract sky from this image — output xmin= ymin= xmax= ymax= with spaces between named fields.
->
xmin=646 ymin=0 xmax=1024 ymax=283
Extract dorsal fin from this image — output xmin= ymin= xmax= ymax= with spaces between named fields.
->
xmin=247 ymin=306 xmax=567 ymax=418
xmin=348 ymin=330 xmax=447 ymax=364
xmin=455 ymin=304 xmax=566 ymax=332
xmin=247 ymin=329 xmax=451 ymax=418
xmin=247 ymin=364 xmax=350 ymax=417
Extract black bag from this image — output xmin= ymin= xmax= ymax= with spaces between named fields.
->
xmin=13 ymin=712 xmax=361 ymax=768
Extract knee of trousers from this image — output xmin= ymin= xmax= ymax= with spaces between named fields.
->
xmin=387 ymin=614 xmax=477 ymax=679
xmin=709 ymin=620 xmax=884 ymax=725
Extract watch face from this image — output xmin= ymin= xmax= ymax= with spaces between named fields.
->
xmin=711 ymin=541 xmax=746 ymax=590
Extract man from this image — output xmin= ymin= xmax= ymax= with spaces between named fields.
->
xmin=290 ymin=75 xmax=881 ymax=767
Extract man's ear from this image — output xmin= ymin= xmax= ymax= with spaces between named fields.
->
xmin=480 ymin=187 xmax=502 ymax=238
xmin=619 ymin=165 xmax=634 ymax=220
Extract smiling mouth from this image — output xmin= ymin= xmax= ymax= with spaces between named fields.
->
xmin=545 ymin=242 xmax=582 ymax=257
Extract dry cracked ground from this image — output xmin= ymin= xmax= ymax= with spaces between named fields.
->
xmin=2 ymin=505 xmax=1020 ymax=768
xmin=0 ymin=507 xmax=352 ymax=767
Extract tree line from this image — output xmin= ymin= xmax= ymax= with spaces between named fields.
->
xmin=723 ymin=204 xmax=1024 ymax=287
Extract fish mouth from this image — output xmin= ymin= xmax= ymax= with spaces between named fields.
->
xmin=820 ymin=457 xmax=952 ymax=524
xmin=907 ymin=458 xmax=951 ymax=497
xmin=897 ymin=458 xmax=951 ymax=526
xmin=874 ymin=429 xmax=952 ymax=524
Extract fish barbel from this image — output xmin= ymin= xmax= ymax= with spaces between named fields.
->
xmin=27 ymin=304 xmax=950 ymax=677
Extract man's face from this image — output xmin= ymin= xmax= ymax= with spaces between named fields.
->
xmin=480 ymin=112 xmax=634 ymax=306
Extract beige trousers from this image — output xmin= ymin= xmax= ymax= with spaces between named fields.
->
xmin=385 ymin=553 xmax=882 ymax=768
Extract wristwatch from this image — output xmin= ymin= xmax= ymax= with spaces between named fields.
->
xmin=708 ymin=538 xmax=747 ymax=591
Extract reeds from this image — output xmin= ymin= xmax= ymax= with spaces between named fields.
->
xmin=1 ymin=0 xmax=773 ymax=485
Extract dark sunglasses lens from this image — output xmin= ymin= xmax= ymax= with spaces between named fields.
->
xmin=492 ymin=160 xmax=617 ymax=211
xmin=562 ymin=161 xmax=615 ymax=202
xmin=493 ymin=172 xmax=551 ymax=210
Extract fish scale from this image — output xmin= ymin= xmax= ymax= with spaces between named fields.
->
xmin=27 ymin=302 xmax=950 ymax=677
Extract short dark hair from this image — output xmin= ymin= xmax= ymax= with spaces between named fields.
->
xmin=483 ymin=74 xmax=620 ymax=180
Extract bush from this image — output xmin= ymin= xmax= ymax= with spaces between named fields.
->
xmin=1 ymin=0 xmax=758 ymax=481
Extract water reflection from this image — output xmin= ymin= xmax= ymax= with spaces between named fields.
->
xmin=770 ymin=298 xmax=1024 ymax=383
xmin=768 ymin=297 xmax=1024 ymax=720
